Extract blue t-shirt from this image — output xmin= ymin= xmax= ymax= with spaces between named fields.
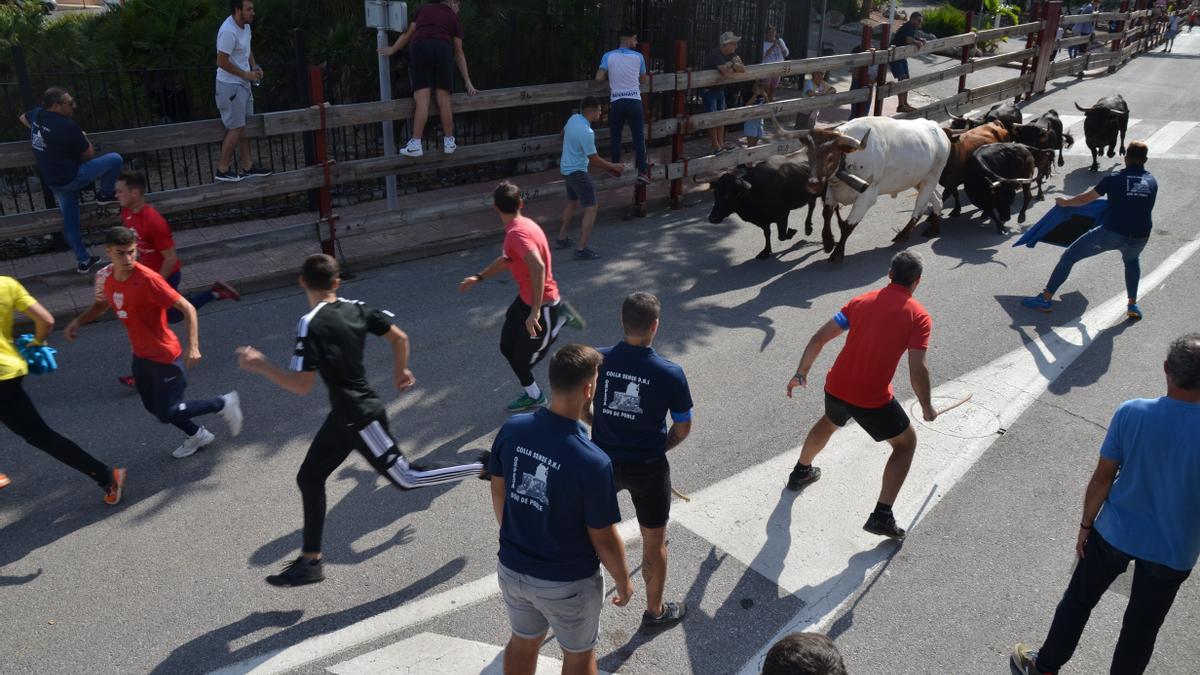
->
xmin=1076 ymin=3 xmax=1095 ymax=35
xmin=599 ymin=47 xmax=647 ymax=101
xmin=25 ymin=107 xmax=88 ymax=187
xmin=1094 ymin=167 xmax=1157 ymax=239
xmin=591 ymin=342 xmax=694 ymax=463
xmin=489 ymin=408 xmax=622 ymax=581
xmin=560 ymin=113 xmax=597 ymax=176
xmin=1095 ymin=397 xmax=1200 ymax=571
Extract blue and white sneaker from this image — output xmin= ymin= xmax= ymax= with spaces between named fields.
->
xmin=1021 ymin=295 xmax=1053 ymax=312
xmin=1127 ymin=304 xmax=1143 ymax=320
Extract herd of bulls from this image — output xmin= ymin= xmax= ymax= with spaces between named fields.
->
xmin=699 ymin=95 xmax=1132 ymax=262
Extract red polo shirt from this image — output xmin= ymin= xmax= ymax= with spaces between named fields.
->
xmin=94 ymin=263 xmax=183 ymax=364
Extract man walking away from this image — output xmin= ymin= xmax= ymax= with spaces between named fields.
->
xmin=587 ymin=292 xmax=692 ymax=632
xmin=784 ymin=252 xmax=937 ymax=540
xmin=1012 ymin=335 xmax=1200 ymax=675
xmin=458 ymin=182 xmax=586 ymax=413
xmin=488 ymin=344 xmax=634 ymax=674
xmin=1163 ymin=11 xmax=1179 ymax=52
xmin=889 ymin=13 xmax=926 ymax=113
xmin=700 ymin=32 xmax=747 ymax=154
xmin=19 ymin=87 xmax=123 ymax=273
xmin=214 ymin=0 xmax=271 ymax=182
xmin=237 ymin=254 xmax=485 ymax=587
xmin=65 ymin=227 xmax=243 ymax=459
xmin=1022 ymin=140 xmax=1156 ymax=320
xmin=762 ymin=633 xmax=847 ymax=675
xmin=1 ymin=275 xmax=125 ymax=504
xmin=597 ymin=29 xmax=651 ymax=184
xmin=555 ymin=97 xmax=625 ymax=261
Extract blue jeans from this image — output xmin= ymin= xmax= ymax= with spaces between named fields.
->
xmin=1045 ymin=226 xmax=1148 ymax=300
xmin=49 ymin=152 xmax=124 ymax=264
xmin=609 ymin=98 xmax=646 ymax=172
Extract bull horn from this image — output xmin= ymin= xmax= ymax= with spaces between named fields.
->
xmin=691 ymin=171 xmax=725 ymax=184
xmin=944 ymin=105 xmax=965 ymax=122
xmin=769 ymin=108 xmax=810 ymax=140
xmin=991 ymin=178 xmax=1034 ymax=189
xmin=1074 ymin=102 xmax=1094 ymax=113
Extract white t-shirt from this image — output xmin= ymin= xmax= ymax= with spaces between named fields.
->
xmin=762 ymin=39 xmax=789 ymax=63
xmin=216 ymin=15 xmax=253 ymax=86
xmin=599 ymin=48 xmax=647 ymax=101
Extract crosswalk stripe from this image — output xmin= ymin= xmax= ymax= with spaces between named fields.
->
xmin=326 ymin=633 xmax=614 ymax=675
xmin=1058 ymin=113 xmax=1085 ymax=130
xmin=1144 ymin=120 xmax=1199 ymax=154
xmin=1063 ymin=117 xmax=1143 ymax=156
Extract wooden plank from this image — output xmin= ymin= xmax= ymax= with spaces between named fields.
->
xmin=966 ymin=73 xmax=1032 ymax=104
xmin=648 ymin=89 xmax=870 ymax=137
xmin=974 ymin=21 xmax=1044 ymax=43
xmin=1049 ymin=57 xmax=1085 ymax=78
xmin=877 ymin=63 xmax=970 ymax=98
xmin=970 ymin=47 xmax=1039 ymax=73
xmin=1057 ymin=34 xmax=1094 ymax=47
xmin=895 ymin=90 xmax=971 ymax=122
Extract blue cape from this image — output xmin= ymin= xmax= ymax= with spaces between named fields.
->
xmin=1013 ymin=199 xmax=1108 ymax=248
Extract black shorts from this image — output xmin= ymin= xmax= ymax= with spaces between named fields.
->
xmin=612 ymin=456 xmax=671 ymax=529
xmin=409 ymin=39 xmax=455 ymax=92
xmin=824 ymin=392 xmax=910 ymax=443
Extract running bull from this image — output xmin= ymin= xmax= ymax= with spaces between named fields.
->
xmin=1012 ymin=109 xmax=1075 ymax=168
xmin=962 ymin=143 xmax=1053 ymax=232
xmin=933 ymin=120 xmax=1010 ymax=236
xmin=947 ymin=101 xmax=1024 ymax=132
xmin=1075 ymin=95 xmax=1129 ymax=172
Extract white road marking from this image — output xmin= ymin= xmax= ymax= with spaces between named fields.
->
xmin=325 ymin=633 xmax=612 ymax=675
xmin=1058 ymin=113 xmax=1084 ymax=130
xmin=1144 ymin=120 xmax=1199 ymax=154
xmin=1064 ymin=118 xmax=1143 ymax=155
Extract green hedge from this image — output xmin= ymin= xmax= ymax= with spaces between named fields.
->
xmin=921 ymin=4 xmax=968 ymax=38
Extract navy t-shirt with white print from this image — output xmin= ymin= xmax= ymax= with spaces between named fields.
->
xmin=489 ymin=408 xmax=622 ymax=582
xmin=1095 ymin=167 xmax=1157 ymax=239
xmin=25 ymin=107 xmax=88 ymax=187
xmin=591 ymin=342 xmax=694 ymax=463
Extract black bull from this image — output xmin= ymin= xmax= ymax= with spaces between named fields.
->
xmin=1075 ymin=95 xmax=1130 ymax=172
xmin=963 ymin=143 xmax=1051 ymax=232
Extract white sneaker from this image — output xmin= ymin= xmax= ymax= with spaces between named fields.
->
xmin=173 ymin=427 xmax=215 ymax=459
xmin=399 ymin=139 xmax=424 ymax=157
xmin=443 ymin=136 xmax=457 ymax=154
xmin=220 ymin=391 xmax=243 ymax=437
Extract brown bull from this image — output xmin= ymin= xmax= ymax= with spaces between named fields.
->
xmin=930 ymin=121 xmax=1010 ymax=237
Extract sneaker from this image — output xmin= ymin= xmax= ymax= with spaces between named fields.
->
xmin=399 ymin=139 xmax=424 ymax=158
xmin=574 ymin=248 xmax=602 ymax=260
xmin=173 ymin=427 xmax=215 ymax=459
xmin=220 ymin=391 xmax=243 ymax=437
xmin=215 ymin=169 xmax=244 ymax=183
xmin=641 ymin=601 xmax=687 ymax=632
xmin=559 ymin=300 xmax=587 ymax=330
xmin=554 ymin=237 xmax=574 ymax=249
xmin=103 ymin=467 xmax=126 ymax=505
xmin=240 ymin=165 xmax=273 ymax=178
xmin=1010 ymin=643 xmax=1046 ymax=675
xmin=786 ymin=465 xmax=822 ymax=491
xmin=637 ymin=170 xmax=652 ymax=184
xmin=94 ymin=192 xmax=118 ymax=206
xmin=212 ymin=280 xmax=241 ymax=302
xmin=0 ymin=473 xmax=10 ymax=490
xmin=477 ymin=450 xmax=493 ymax=480
xmin=506 ymin=391 xmax=548 ymax=413
xmin=76 ymin=256 xmax=101 ymax=274
xmin=266 ymin=556 xmax=326 ymax=587
xmin=1126 ymin=303 xmax=1143 ymax=320
xmin=1021 ymin=295 xmax=1053 ymax=312
xmin=443 ymin=136 xmax=457 ymax=154
xmin=863 ymin=511 xmax=906 ymax=540
xmin=117 ymin=375 xmax=136 ymax=388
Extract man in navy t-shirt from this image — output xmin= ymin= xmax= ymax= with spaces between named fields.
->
xmin=588 ymin=292 xmax=693 ymax=631
xmin=19 ymin=87 xmax=124 ymax=274
xmin=489 ymin=344 xmax=633 ymax=672
xmin=1022 ymin=140 xmax=1157 ymax=320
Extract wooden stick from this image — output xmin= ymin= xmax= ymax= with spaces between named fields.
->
xmin=671 ymin=486 xmax=692 ymax=502
xmin=936 ymin=393 xmax=974 ymax=416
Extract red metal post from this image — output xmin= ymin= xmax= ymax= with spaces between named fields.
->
xmin=1018 ymin=2 xmax=1043 ymax=101
xmin=959 ymin=11 xmax=975 ymax=93
xmin=632 ymin=41 xmax=651 ymax=217
xmin=855 ymin=25 xmax=873 ymax=117
xmin=1113 ymin=0 xmax=1129 ymax=56
xmin=873 ymin=23 xmax=892 ymax=116
xmin=307 ymin=65 xmax=336 ymax=256
xmin=670 ymin=39 xmax=687 ymax=210
xmin=1032 ymin=2 xmax=1063 ymax=95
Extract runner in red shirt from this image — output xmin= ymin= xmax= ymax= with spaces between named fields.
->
xmin=784 ymin=252 xmax=938 ymax=540
xmin=458 ymin=181 xmax=587 ymax=412
xmin=65 ymin=227 xmax=244 ymax=459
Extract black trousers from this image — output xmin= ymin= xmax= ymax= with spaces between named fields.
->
xmin=499 ymin=296 xmax=564 ymax=388
xmin=295 ymin=410 xmax=483 ymax=553
xmin=131 ymin=356 xmax=224 ymax=436
xmin=1038 ymin=531 xmax=1191 ymax=674
xmin=0 ymin=376 xmax=111 ymax=488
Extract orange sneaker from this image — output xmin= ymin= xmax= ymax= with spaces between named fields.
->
xmin=103 ymin=468 xmax=126 ymax=505
xmin=0 ymin=473 xmax=10 ymax=490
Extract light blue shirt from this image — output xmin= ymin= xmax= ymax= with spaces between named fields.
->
xmin=560 ymin=114 xmax=597 ymax=176
xmin=1095 ymin=397 xmax=1200 ymax=571
xmin=599 ymin=48 xmax=647 ymax=101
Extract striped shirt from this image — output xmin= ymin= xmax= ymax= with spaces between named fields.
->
xmin=291 ymin=298 xmax=395 ymax=420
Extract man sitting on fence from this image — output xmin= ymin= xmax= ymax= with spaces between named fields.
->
xmin=889 ymin=12 xmax=926 ymax=114
xmin=19 ymin=86 xmax=123 ymax=274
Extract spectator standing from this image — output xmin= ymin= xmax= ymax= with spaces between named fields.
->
xmin=1012 ymin=335 xmax=1200 ymax=675
xmin=762 ymin=633 xmax=848 ymax=675
xmin=1163 ymin=11 xmax=1180 ymax=51
xmin=381 ymin=0 xmax=479 ymax=157
xmin=488 ymin=344 xmax=634 ymax=674
xmin=1076 ymin=0 xmax=1096 ymax=57
xmin=761 ymin=24 xmax=790 ymax=101
xmin=801 ymin=71 xmax=836 ymax=129
xmin=889 ymin=12 xmax=926 ymax=113
xmin=744 ymin=81 xmax=768 ymax=147
xmin=18 ymin=87 xmax=122 ymax=273
xmin=700 ymin=32 xmax=747 ymax=154
xmin=1053 ymin=25 xmax=1065 ymax=61
xmin=597 ymin=29 xmax=651 ymax=184
xmin=555 ymin=97 xmax=624 ymax=261
xmin=214 ymin=0 xmax=271 ymax=183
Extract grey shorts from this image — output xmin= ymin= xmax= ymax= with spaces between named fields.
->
xmin=497 ymin=562 xmax=604 ymax=653
xmin=215 ymin=80 xmax=253 ymax=129
xmin=564 ymin=171 xmax=597 ymax=208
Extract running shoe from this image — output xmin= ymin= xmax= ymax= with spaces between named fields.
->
xmin=554 ymin=237 xmax=574 ymax=249
xmin=266 ymin=556 xmax=325 ymax=587
xmin=559 ymin=300 xmax=587 ymax=330
xmin=76 ymin=256 xmax=101 ymax=274
xmin=117 ymin=375 xmax=136 ymax=388
xmin=400 ymin=138 xmax=424 ymax=158
xmin=863 ymin=511 xmax=906 ymax=540
xmin=214 ymin=169 xmax=244 ymax=183
xmin=1010 ymin=643 xmax=1047 ymax=675
xmin=1021 ymin=295 xmax=1053 ymax=312
xmin=240 ymin=165 xmax=273 ymax=178
xmin=506 ymin=391 xmax=548 ymax=413
xmin=103 ymin=467 xmax=126 ymax=505
xmin=641 ymin=601 xmax=687 ymax=632
xmin=574 ymin=248 xmax=602 ymax=260
xmin=212 ymin=280 xmax=241 ymax=302
xmin=1127 ymin=303 xmax=1143 ymax=320
xmin=443 ymin=136 xmax=457 ymax=154
xmin=173 ymin=427 xmax=215 ymax=459
xmin=786 ymin=465 xmax=822 ymax=492
xmin=220 ymin=391 xmax=243 ymax=437
xmin=95 ymin=192 xmax=118 ymax=206
xmin=637 ymin=170 xmax=652 ymax=184
xmin=0 ymin=473 xmax=10 ymax=490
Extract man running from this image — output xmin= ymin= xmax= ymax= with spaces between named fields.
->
xmin=1021 ymin=140 xmax=1156 ymax=320
xmin=586 ymin=292 xmax=691 ymax=631
xmin=115 ymin=171 xmax=241 ymax=387
xmin=459 ymin=181 xmax=586 ymax=412
xmin=784 ymin=252 xmax=937 ymax=540
xmin=65 ymin=227 xmax=242 ymax=459
xmin=1 ymin=275 xmax=124 ymax=503
xmin=237 ymin=253 xmax=486 ymax=587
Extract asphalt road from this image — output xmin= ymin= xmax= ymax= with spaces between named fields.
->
xmin=2 ymin=32 xmax=1199 ymax=675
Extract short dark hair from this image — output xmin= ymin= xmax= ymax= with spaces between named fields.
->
xmin=548 ymin=344 xmax=602 ymax=392
xmin=493 ymin=181 xmax=522 ymax=215
xmin=622 ymin=292 xmax=661 ymax=336
xmin=618 ymin=28 xmax=637 ymax=39
xmin=911 ymin=11 xmax=923 ymax=20
xmin=762 ymin=633 xmax=847 ymax=675
xmin=230 ymin=0 xmax=249 ymax=13
xmin=104 ymin=226 xmax=137 ymax=247
xmin=580 ymin=96 xmax=603 ymax=112
xmin=1126 ymin=140 xmax=1148 ymax=165
xmin=1166 ymin=334 xmax=1200 ymax=390
xmin=118 ymin=171 xmax=147 ymax=192
xmin=301 ymin=253 xmax=339 ymax=291
xmin=43 ymin=86 xmax=69 ymax=108
xmin=890 ymin=251 xmax=924 ymax=286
